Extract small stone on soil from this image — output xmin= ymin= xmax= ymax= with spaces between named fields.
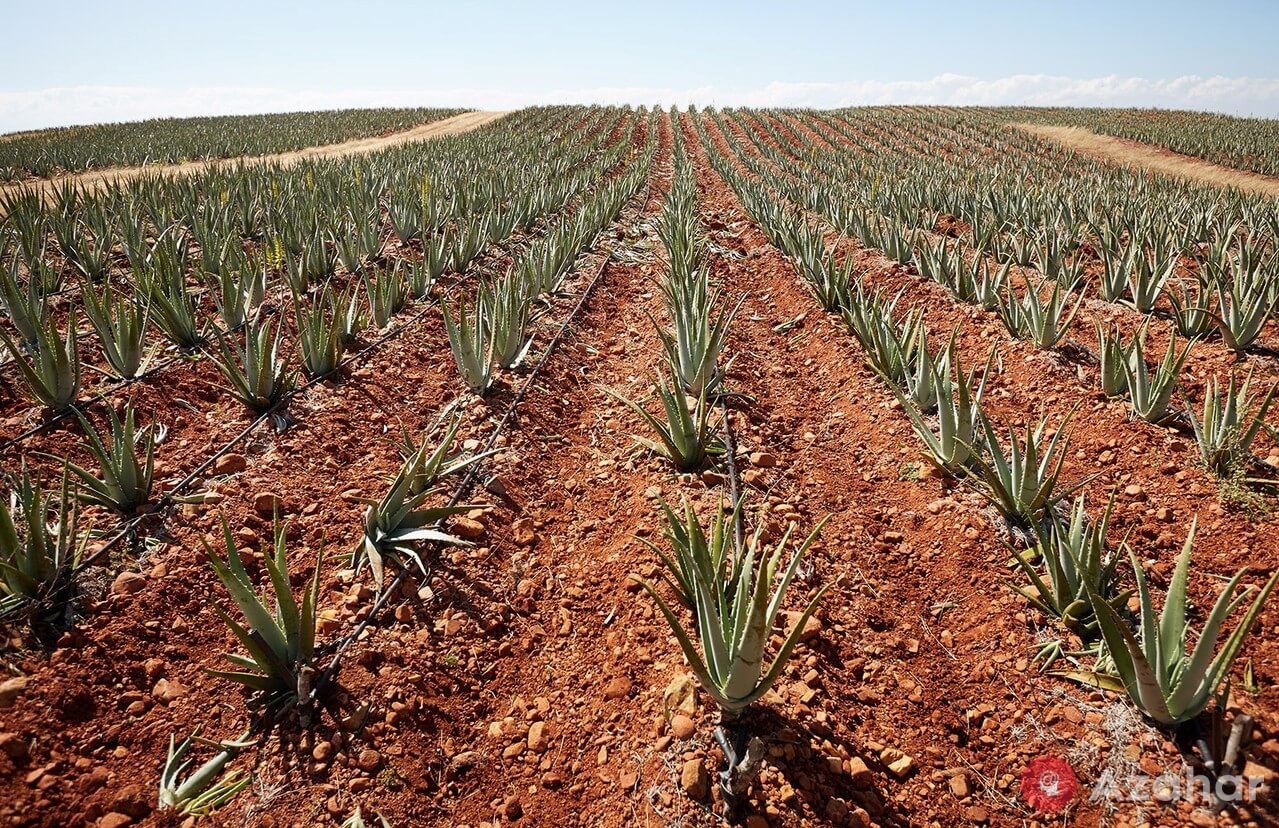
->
xmin=527 ymin=721 xmax=549 ymax=753
xmin=669 ymin=714 xmax=696 ymax=740
xmin=0 ymin=676 xmax=28 ymax=708
xmin=212 ymin=454 xmax=247 ymax=475
xmin=111 ymin=572 xmax=146 ymax=596
xmin=680 ymin=757 xmax=709 ymax=801
xmin=603 ymin=677 xmax=632 ymax=700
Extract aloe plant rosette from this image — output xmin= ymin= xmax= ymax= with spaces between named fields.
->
xmin=634 ymin=503 xmax=831 ymax=721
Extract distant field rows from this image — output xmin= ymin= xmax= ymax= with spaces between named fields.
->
xmin=0 ymin=111 xmax=510 ymax=209
xmin=997 ymin=106 xmax=1279 ymax=177
xmin=1013 ymin=122 xmax=1279 ymax=197
xmin=0 ymin=107 xmax=470 ymax=178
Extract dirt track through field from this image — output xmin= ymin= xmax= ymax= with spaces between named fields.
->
xmin=0 ymin=110 xmax=511 ymax=206
xmin=1013 ymin=122 xmax=1279 ymax=197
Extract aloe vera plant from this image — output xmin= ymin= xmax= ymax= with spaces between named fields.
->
xmin=643 ymin=496 xmax=745 ymax=610
xmin=51 ymin=402 xmax=156 ymax=514
xmin=1167 ymin=277 xmax=1216 ymax=339
xmin=364 ymin=264 xmax=407 ymax=330
xmin=967 ymin=408 xmax=1084 ymax=525
xmin=337 ymin=283 xmax=366 ymax=345
xmin=806 ymin=253 xmax=852 ymax=311
xmin=442 ymin=297 xmax=494 ymax=394
xmin=1125 ymin=329 xmax=1192 ymax=423
xmin=136 ymin=251 xmax=204 ymax=348
xmin=633 ymin=499 xmax=830 ymax=721
xmin=356 ymin=418 xmax=492 ymax=587
xmin=1095 ymin=323 xmax=1133 ymax=398
xmin=1126 ymin=244 xmax=1177 ymax=313
xmin=1185 ymin=371 xmax=1277 ymax=476
xmin=1010 ymin=495 xmax=1130 ymax=637
xmin=209 ymin=266 xmax=266 ymax=330
xmin=654 ymin=277 xmax=742 ymax=397
xmin=213 ymin=317 xmax=295 ymax=413
xmin=658 ymin=170 xmax=702 ymax=283
xmin=950 ymin=253 xmax=1008 ymax=310
xmin=83 ymin=284 xmax=153 ymax=379
xmin=1000 ymin=279 xmax=1083 ymax=350
xmin=206 ymin=518 xmax=321 ymax=709
xmin=0 ymin=466 xmax=82 ymax=615
xmin=0 ymin=260 xmax=46 ymax=345
xmin=903 ymin=327 xmax=946 ymax=412
xmin=1096 ymin=242 xmax=1135 ymax=303
xmin=604 ymin=372 xmax=723 ymax=471
xmin=0 ymin=311 xmax=81 ymax=410
xmin=158 ymin=730 xmax=253 ymax=816
xmin=1085 ymin=522 xmax=1279 ymax=725
xmin=842 ymin=285 xmax=924 ymax=389
xmin=1210 ymin=261 xmax=1277 ymax=354
xmin=481 ymin=272 xmax=535 ymax=369
xmin=405 ymin=256 xmax=436 ymax=301
xmin=898 ymin=342 xmax=992 ymax=474
xmin=293 ymin=288 xmax=346 ymax=379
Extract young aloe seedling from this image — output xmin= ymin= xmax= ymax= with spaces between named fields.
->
xmin=158 ymin=729 xmax=254 ymax=816
xmin=206 ymin=517 xmax=322 ymax=710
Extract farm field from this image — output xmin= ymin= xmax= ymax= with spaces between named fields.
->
xmin=0 ymin=104 xmax=1277 ymax=828
xmin=998 ymin=107 xmax=1279 ymax=178
xmin=0 ymin=112 xmax=511 ymax=210
xmin=0 ymin=109 xmax=470 ymax=180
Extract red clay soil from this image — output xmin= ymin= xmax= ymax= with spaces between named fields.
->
xmin=0 ymin=110 xmax=1276 ymax=828
xmin=695 ymin=112 xmax=1279 ymax=825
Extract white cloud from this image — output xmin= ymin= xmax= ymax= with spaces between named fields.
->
xmin=4 ymin=74 xmax=1279 ymax=132
xmin=737 ymin=74 xmax=1279 ymax=113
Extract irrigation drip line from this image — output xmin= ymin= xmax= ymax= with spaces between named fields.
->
xmin=304 ymin=162 xmax=657 ymax=709
xmin=0 ymin=140 xmax=651 ymax=625
xmin=0 ymin=231 xmax=536 ymax=455
xmin=53 ymin=265 xmax=498 ymax=583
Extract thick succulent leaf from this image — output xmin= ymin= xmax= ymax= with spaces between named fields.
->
xmin=1159 ymin=523 xmax=1196 ymax=678
xmin=1087 ymin=584 xmax=1173 ymax=724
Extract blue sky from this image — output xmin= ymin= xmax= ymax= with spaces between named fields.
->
xmin=3 ymin=0 xmax=1279 ymax=131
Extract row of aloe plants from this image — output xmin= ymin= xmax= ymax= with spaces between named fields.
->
xmin=151 ymin=107 xmax=659 ymax=820
xmin=0 ymin=108 xmax=468 ymax=179
xmin=724 ymin=107 xmax=1279 ymax=368
xmin=606 ymin=116 xmax=832 ymax=806
xmin=712 ymin=108 xmax=1279 ymax=482
xmin=0 ymin=107 xmax=662 ymax=821
xmin=696 ymin=108 xmax=1279 ymax=736
xmin=0 ymin=109 xmax=635 ymax=417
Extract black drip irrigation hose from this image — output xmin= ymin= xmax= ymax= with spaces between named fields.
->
xmin=303 ymin=162 xmax=657 ymax=710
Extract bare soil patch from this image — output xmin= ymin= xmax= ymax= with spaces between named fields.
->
xmin=1014 ymin=123 xmax=1279 ymax=198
